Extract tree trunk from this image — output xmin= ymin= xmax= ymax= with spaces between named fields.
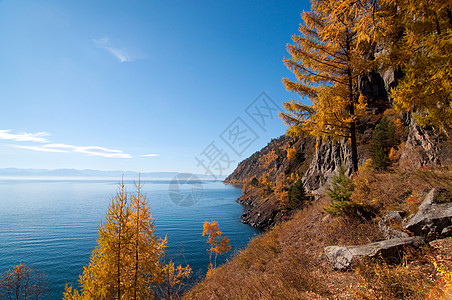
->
xmin=350 ymin=120 xmax=359 ymax=172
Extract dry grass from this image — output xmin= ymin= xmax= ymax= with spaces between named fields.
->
xmin=352 ymin=248 xmax=437 ymax=299
xmin=184 ymin=166 xmax=452 ymax=300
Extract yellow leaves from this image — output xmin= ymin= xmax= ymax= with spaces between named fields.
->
xmin=287 ymin=86 xmax=367 ymax=140
xmin=0 ymin=264 xmax=49 ymax=300
xmin=216 ymin=236 xmax=232 ymax=254
xmin=65 ymin=182 xmax=169 ymax=300
xmin=287 ymin=146 xmax=297 ymax=160
xmin=278 ymin=190 xmax=290 ymax=211
xmin=387 ymin=0 xmax=452 ymax=132
xmin=163 ymin=261 xmax=192 ymax=288
xmin=257 ymin=151 xmax=278 ymax=169
xmin=287 ymin=172 xmax=299 ymax=183
xmin=63 ymin=285 xmax=82 ymax=300
xmin=388 ymin=147 xmax=397 ymax=161
xmin=203 ymin=221 xmax=231 ymax=255
xmin=202 ymin=221 xmax=231 ymax=277
xmin=206 ymin=264 xmax=215 ymax=279
xmin=203 ymin=221 xmax=221 ymax=245
xmin=242 ymin=181 xmax=249 ymax=193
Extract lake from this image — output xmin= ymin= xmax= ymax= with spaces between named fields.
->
xmin=0 ymin=178 xmax=259 ymax=299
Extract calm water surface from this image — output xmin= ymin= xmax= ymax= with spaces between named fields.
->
xmin=0 ymin=179 xmax=258 ymax=299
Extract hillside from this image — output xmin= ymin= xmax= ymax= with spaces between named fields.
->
xmin=187 ymin=160 xmax=452 ymax=299
xmin=184 ymin=1 xmax=452 ymax=298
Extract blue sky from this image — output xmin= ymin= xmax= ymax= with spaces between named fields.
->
xmin=0 ymin=0 xmax=310 ymax=176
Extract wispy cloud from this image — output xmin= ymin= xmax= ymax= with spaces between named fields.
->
xmin=93 ymin=37 xmax=133 ymax=63
xmin=141 ymin=154 xmax=159 ymax=157
xmin=2 ymin=129 xmax=132 ymax=159
xmin=13 ymin=145 xmax=68 ymax=153
xmin=45 ymin=144 xmax=132 ymax=158
xmin=0 ymin=130 xmax=49 ymax=143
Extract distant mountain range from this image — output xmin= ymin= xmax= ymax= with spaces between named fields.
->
xmin=0 ymin=168 xmax=218 ymax=180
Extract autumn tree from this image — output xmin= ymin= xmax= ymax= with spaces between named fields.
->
xmin=64 ymin=181 xmax=167 ymax=300
xmin=159 ymin=261 xmax=192 ymax=300
xmin=380 ymin=0 xmax=452 ymax=131
xmin=280 ymin=0 xmax=379 ymax=171
xmin=202 ymin=221 xmax=231 ymax=278
xmin=0 ymin=263 xmax=49 ymax=300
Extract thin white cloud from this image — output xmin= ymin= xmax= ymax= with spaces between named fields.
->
xmin=141 ymin=154 xmax=159 ymax=157
xmin=0 ymin=130 xmax=49 ymax=143
xmin=93 ymin=37 xmax=133 ymax=63
xmin=3 ymin=129 xmax=132 ymax=159
xmin=13 ymin=145 xmax=68 ymax=153
xmin=44 ymin=144 xmax=132 ymax=158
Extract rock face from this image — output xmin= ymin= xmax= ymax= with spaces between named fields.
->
xmin=224 ymin=136 xmax=316 ymax=229
xmin=236 ymin=188 xmax=281 ymax=229
xmin=302 ymin=137 xmax=353 ymax=192
xmin=399 ymin=116 xmax=441 ymax=169
xmin=223 ymin=135 xmax=298 ymax=185
xmin=324 ymin=237 xmax=423 ymax=270
xmin=403 ymin=187 xmax=452 ymax=241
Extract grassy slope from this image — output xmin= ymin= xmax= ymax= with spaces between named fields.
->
xmin=184 ymin=167 xmax=452 ymax=299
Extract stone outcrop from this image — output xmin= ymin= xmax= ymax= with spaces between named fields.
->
xmin=302 ymin=137 xmax=353 ymax=193
xmin=239 ymin=197 xmax=280 ymax=229
xmin=236 ymin=188 xmax=281 ymax=229
xmin=378 ymin=211 xmax=409 ymax=239
xmin=403 ymin=187 xmax=452 ymax=241
xmin=324 ymin=237 xmax=423 ymax=270
xmin=325 ymin=188 xmax=452 ymax=270
xmin=399 ymin=116 xmax=441 ymax=169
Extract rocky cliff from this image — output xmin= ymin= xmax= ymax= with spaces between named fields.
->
xmin=225 ymin=67 xmax=450 ymax=230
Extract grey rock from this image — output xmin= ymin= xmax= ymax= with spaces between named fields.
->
xmin=399 ymin=116 xmax=441 ymax=169
xmin=325 ymin=237 xmax=423 ymax=270
xmin=381 ymin=211 xmax=406 ymax=223
xmin=403 ymin=188 xmax=452 ymax=241
xmin=302 ymin=137 xmax=353 ymax=192
xmin=378 ymin=211 xmax=409 ymax=239
xmin=441 ymin=226 xmax=452 ymax=236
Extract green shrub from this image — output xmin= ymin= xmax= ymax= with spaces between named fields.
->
xmin=370 ymin=117 xmax=396 ymax=170
xmin=324 ymin=165 xmax=354 ymax=215
xmin=325 ymin=165 xmax=376 ymax=220
xmin=288 ymin=179 xmax=307 ymax=210
xmin=250 ymin=177 xmax=259 ymax=187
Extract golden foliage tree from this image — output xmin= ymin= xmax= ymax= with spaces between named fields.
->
xmin=280 ymin=0 xmax=378 ymax=171
xmin=160 ymin=261 xmax=192 ymax=300
xmin=286 ymin=146 xmax=297 ymax=160
xmin=202 ymin=221 xmax=231 ymax=277
xmin=0 ymin=263 xmax=49 ymax=300
xmin=64 ymin=182 xmax=167 ymax=300
xmin=380 ymin=0 xmax=452 ymax=131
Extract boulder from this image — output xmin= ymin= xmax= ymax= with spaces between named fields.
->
xmin=378 ymin=211 xmax=409 ymax=239
xmin=403 ymin=188 xmax=452 ymax=241
xmin=324 ymin=237 xmax=423 ymax=270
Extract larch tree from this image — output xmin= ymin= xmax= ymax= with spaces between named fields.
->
xmin=280 ymin=0 xmax=379 ymax=171
xmin=64 ymin=181 xmax=167 ymax=300
xmin=202 ymin=221 xmax=231 ymax=278
xmin=0 ymin=263 xmax=49 ymax=300
xmin=128 ymin=180 xmax=166 ymax=299
xmin=380 ymin=0 xmax=452 ymax=131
